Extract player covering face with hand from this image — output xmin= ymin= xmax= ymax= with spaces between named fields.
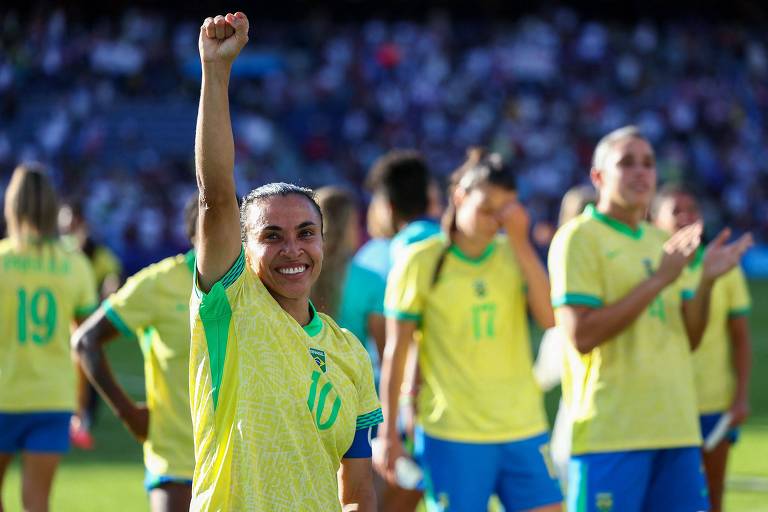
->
xmin=190 ymin=12 xmax=381 ymax=511
xmin=375 ymin=148 xmax=563 ymax=511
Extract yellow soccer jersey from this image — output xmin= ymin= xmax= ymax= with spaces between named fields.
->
xmin=685 ymin=251 xmax=751 ymax=413
xmin=385 ymin=235 xmax=548 ymax=442
xmin=189 ymin=248 xmax=381 ymax=512
xmin=0 ymin=238 xmax=97 ymax=412
xmin=549 ymin=205 xmax=700 ymax=454
xmin=102 ymin=251 xmax=195 ymax=480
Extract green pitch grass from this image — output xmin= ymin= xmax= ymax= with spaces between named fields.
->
xmin=3 ymin=282 xmax=768 ymax=511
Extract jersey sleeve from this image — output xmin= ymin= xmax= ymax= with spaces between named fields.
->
xmin=102 ymin=265 xmax=159 ymax=336
xmin=74 ymin=255 xmax=99 ymax=318
xmin=549 ymin=224 xmax=604 ymax=308
xmin=384 ymin=248 xmax=428 ymax=323
xmin=193 ymin=246 xmax=247 ymax=303
xmin=727 ymin=266 xmax=751 ymax=317
xmin=353 ymin=343 xmax=383 ymax=432
xmin=364 ymin=269 xmax=386 ymax=316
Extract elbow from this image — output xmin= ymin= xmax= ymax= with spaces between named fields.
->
xmin=572 ymin=333 xmax=596 ymax=355
xmin=71 ymin=329 xmax=95 ymax=362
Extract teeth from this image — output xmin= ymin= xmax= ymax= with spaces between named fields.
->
xmin=278 ymin=266 xmax=306 ymax=275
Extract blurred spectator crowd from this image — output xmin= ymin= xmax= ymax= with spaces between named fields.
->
xmin=0 ymin=7 xmax=767 ymax=272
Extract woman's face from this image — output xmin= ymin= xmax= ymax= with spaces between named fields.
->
xmin=594 ymin=136 xmax=657 ymax=212
xmin=454 ymin=183 xmax=516 ymax=241
xmin=245 ymin=194 xmax=324 ymax=302
xmin=654 ymin=192 xmax=701 ymax=234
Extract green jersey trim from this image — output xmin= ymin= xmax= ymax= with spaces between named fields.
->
xmin=184 ymin=250 xmax=196 ymax=275
xmin=384 ymin=308 xmax=422 ymax=323
xmin=193 ymin=246 xmax=245 ymax=298
xmin=688 ymin=247 xmax=704 ymax=270
xmin=551 ymin=293 xmax=603 ymax=308
xmin=75 ymin=303 xmax=99 ymax=318
xmin=102 ymin=300 xmax=136 ymax=338
xmin=198 ymin=282 xmax=233 ymax=412
xmin=585 ymin=204 xmax=644 ymax=240
xmin=140 ymin=327 xmax=156 ymax=357
xmin=303 ymin=302 xmax=323 ymax=337
xmin=681 ymin=289 xmax=696 ymax=301
xmin=728 ymin=307 xmax=751 ymax=318
xmin=449 ymin=240 xmax=496 ymax=264
xmin=356 ymin=408 xmax=384 ymax=430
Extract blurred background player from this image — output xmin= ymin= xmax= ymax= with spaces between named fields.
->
xmin=59 ymin=199 xmax=123 ymax=446
xmin=0 ymin=163 xmax=97 ymax=512
xmin=359 ymin=150 xmax=443 ymax=511
xmin=72 ymin=196 xmax=199 ymax=512
xmin=652 ymin=184 xmax=752 ymax=512
xmin=376 ymin=149 xmax=562 ymax=511
xmin=312 ymin=186 xmax=386 ymax=359
xmin=532 ymin=184 xmax=598 ymax=489
xmin=189 ymin=12 xmax=381 ymax=510
xmin=548 ymin=125 xmax=753 ymax=512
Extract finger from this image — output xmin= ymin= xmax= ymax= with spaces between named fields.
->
xmin=225 ymin=22 xmax=235 ymax=38
xmin=228 ymin=11 xmax=250 ymax=38
xmin=708 ymin=227 xmax=731 ymax=250
xmin=214 ymin=15 xmax=226 ymax=39
xmin=736 ymin=232 xmax=754 ymax=253
xmin=203 ymin=17 xmax=215 ymax=39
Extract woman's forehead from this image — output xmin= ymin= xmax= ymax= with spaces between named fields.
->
xmin=249 ymin=194 xmax=321 ymax=227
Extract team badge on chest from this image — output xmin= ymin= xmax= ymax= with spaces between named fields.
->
xmin=310 ymin=347 xmax=326 ymax=373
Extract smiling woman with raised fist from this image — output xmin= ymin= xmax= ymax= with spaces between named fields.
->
xmin=189 ymin=12 xmax=381 ymax=512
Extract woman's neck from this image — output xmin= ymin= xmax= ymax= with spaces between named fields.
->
xmin=597 ymin=199 xmax=646 ymax=230
xmin=272 ymin=293 xmax=312 ymax=326
xmin=452 ymin=230 xmax=493 ymax=259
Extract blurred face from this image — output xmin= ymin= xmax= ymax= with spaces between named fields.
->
xmin=244 ymin=194 xmax=324 ymax=302
xmin=454 ymin=183 xmax=516 ymax=241
xmin=593 ymin=136 xmax=656 ymax=211
xmin=344 ymin=209 xmax=361 ymax=254
xmin=654 ymin=192 xmax=700 ymax=234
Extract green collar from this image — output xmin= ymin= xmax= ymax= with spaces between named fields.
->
xmin=184 ymin=250 xmax=196 ymax=275
xmin=586 ymin=204 xmax=644 ymax=240
xmin=303 ymin=301 xmax=323 ymax=337
xmin=448 ymin=239 xmax=496 ymax=265
xmin=689 ymin=246 xmax=705 ymax=270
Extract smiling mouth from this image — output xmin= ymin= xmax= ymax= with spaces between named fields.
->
xmin=277 ymin=265 xmax=309 ymax=276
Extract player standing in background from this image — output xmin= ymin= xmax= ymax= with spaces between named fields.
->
xmin=652 ymin=184 xmax=752 ymax=512
xmin=191 ymin=12 xmax=381 ymax=510
xmin=548 ymin=125 xmax=752 ymax=512
xmin=532 ymin=184 xmax=598 ymax=489
xmin=312 ymin=187 xmax=386 ymax=357
xmin=59 ymin=200 xmax=124 ymax=447
xmin=71 ymin=197 xmax=199 ymax=512
xmin=0 ymin=163 xmax=98 ymax=512
xmin=376 ymin=149 xmax=562 ymax=511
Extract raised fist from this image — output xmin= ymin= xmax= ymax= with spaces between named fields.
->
xmin=199 ymin=12 xmax=249 ymax=64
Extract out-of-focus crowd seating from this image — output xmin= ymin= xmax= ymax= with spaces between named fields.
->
xmin=1 ymin=7 xmax=766 ymax=273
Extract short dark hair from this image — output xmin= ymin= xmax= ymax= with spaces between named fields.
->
xmin=650 ymin=183 xmax=698 ymax=220
xmin=366 ymin=150 xmax=430 ymax=222
xmin=240 ymin=182 xmax=323 ymax=242
xmin=184 ymin=195 xmax=199 ymax=242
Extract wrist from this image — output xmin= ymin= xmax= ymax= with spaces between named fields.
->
xmin=201 ymin=61 xmax=233 ymax=80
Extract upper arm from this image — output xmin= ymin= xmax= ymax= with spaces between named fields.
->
xmin=197 ymin=194 xmax=242 ymax=293
xmin=75 ymin=256 xmax=99 ymax=320
xmin=548 ymin=227 xmax=603 ymax=339
xmin=548 ymin=227 xmax=604 ymax=311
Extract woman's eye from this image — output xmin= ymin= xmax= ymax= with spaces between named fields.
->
xmin=299 ymin=230 xmax=314 ymax=238
xmin=264 ymin=233 xmax=280 ymax=241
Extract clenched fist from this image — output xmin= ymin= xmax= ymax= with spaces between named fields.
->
xmin=199 ymin=12 xmax=249 ymax=64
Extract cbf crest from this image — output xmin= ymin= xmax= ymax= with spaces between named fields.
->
xmin=310 ymin=347 xmax=326 ymax=373
xmin=474 ymin=279 xmax=487 ymax=298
